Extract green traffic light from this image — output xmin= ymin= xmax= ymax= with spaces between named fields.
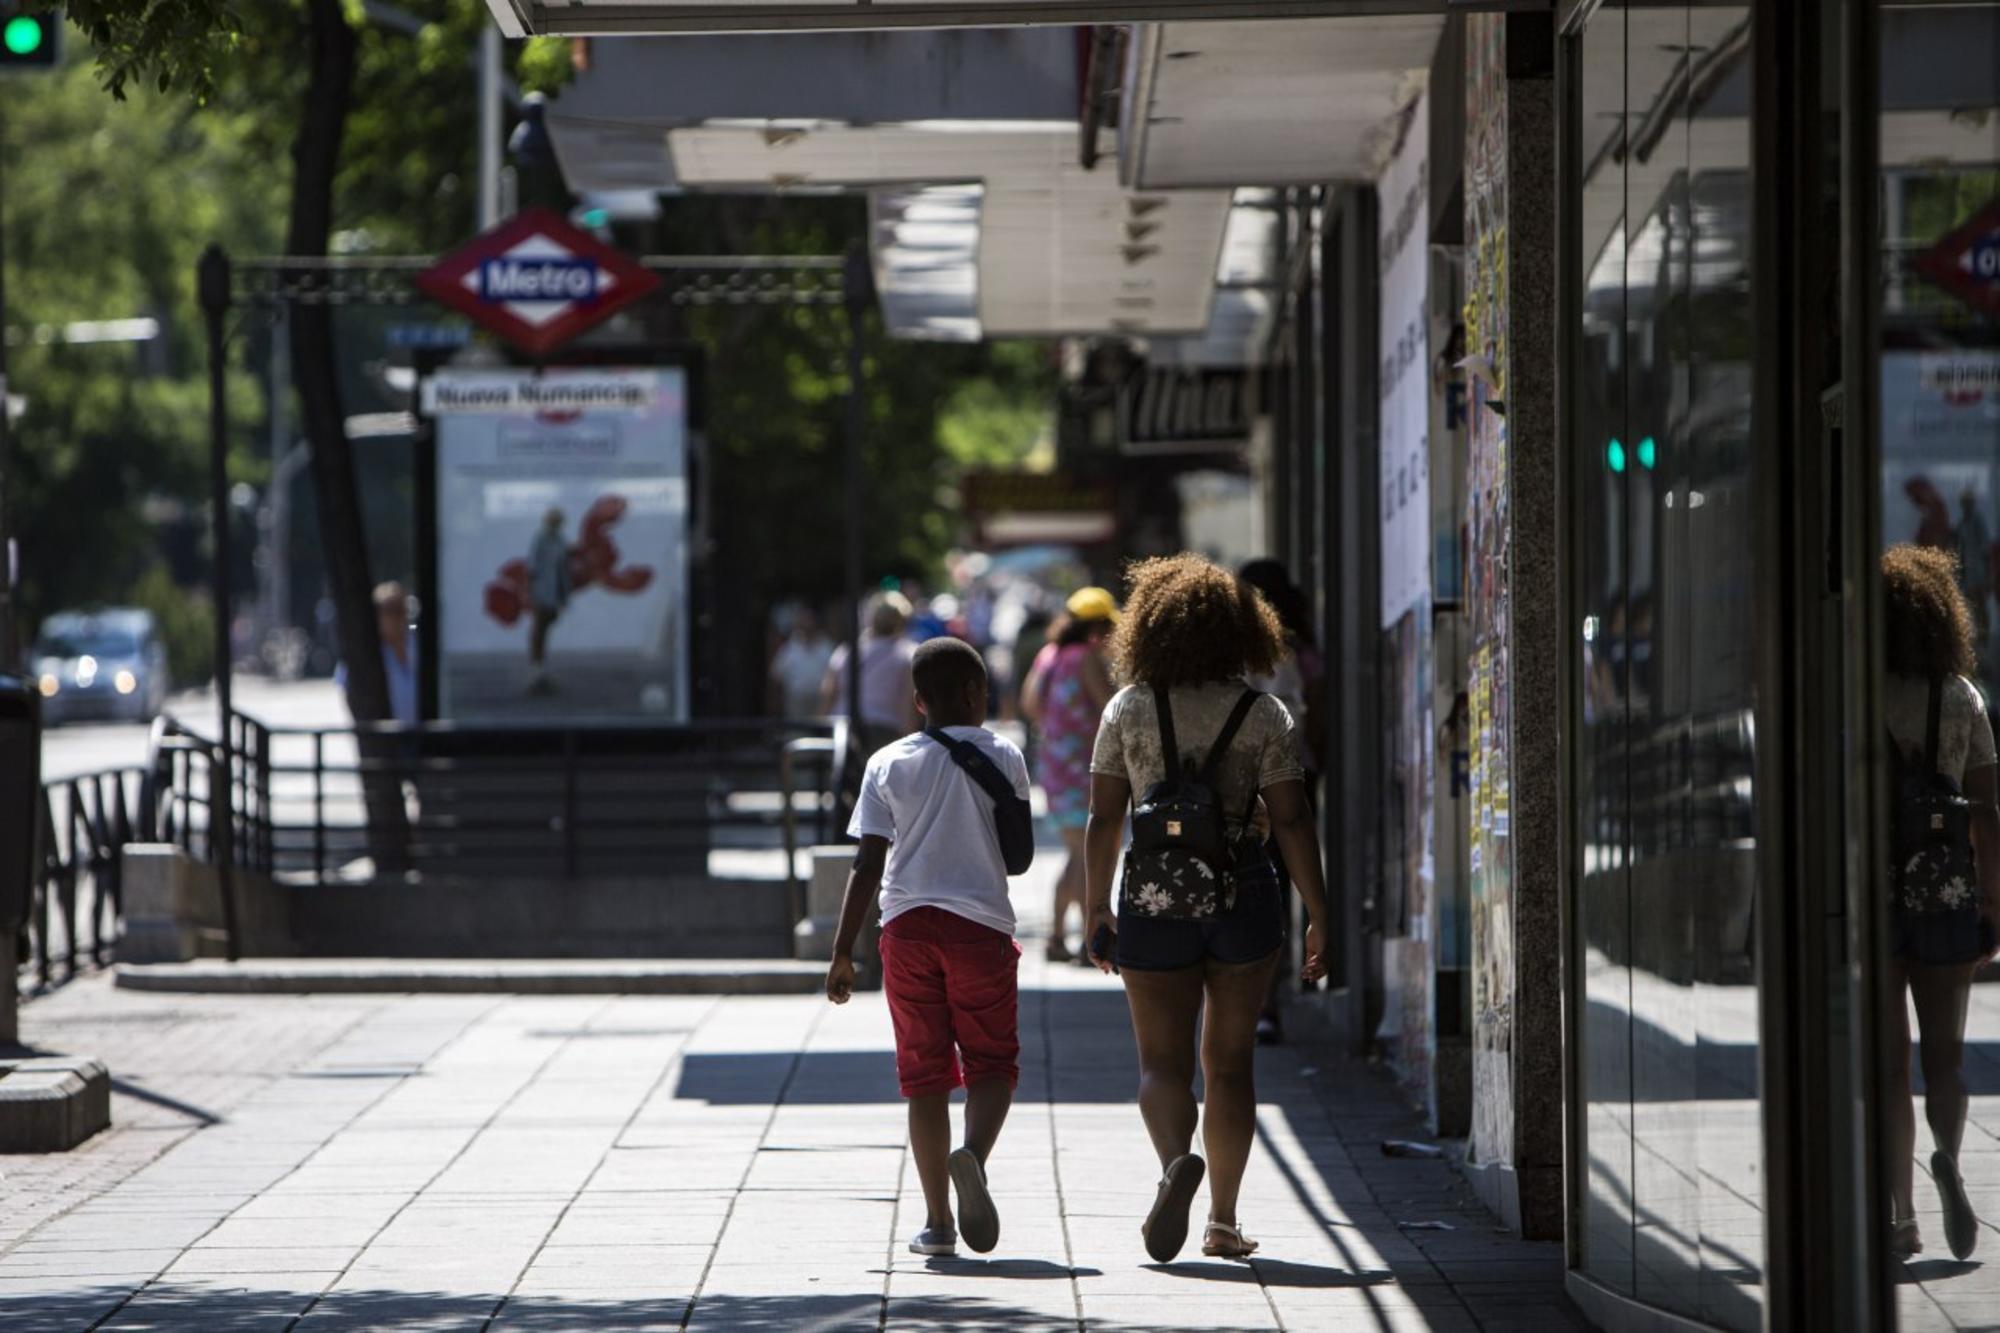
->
xmin=2 ymin=15 xmax=43 ymax=55
xmin=1637 ymin=436 xmax=1657 ymax=470
xmin=1607 ymin=438 xmax=1626 ymax=474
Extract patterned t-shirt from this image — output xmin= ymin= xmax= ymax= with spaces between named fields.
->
xmin=1885 ymin=671 xmax=1996 ymax=788
xmin=1090 ymin=681 xmax=1304 ymax=828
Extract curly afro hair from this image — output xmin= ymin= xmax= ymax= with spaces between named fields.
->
xmin=1882 ymin=543 xmax=1978 ymax=678
xmin=1108 ymin=553 xmax=1287 ymax=689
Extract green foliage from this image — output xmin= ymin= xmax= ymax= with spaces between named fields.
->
xmin=47 ymin=0 xmax=242 ymax=101
xmin=126 ymin=564 xmax=212 ymax=682
xmin=2 ymin=51 xmax=277 ymax=638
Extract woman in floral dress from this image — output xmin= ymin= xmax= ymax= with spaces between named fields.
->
xmin=1022 ymin=587 xmax=1118 ymax=961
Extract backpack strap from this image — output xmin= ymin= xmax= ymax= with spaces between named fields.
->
xmin=1152 ymin=687 xmax=1183 ymax=779
xmin=1928 ymin=673 xmax=1945 ymax=775
xmin=924 ymin=727 xmax=1018 ymax=808
xmin=1197 ymin=689 xmax=1264 ymax=789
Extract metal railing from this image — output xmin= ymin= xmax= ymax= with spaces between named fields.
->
xmin=191 ymin=714 xmax=841 ymax=889
xmin=27 ymin=765 xmax=153 ymax=986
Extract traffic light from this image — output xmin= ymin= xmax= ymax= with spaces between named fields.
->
xmin=0 ymin=5 xmax=57 ymax=70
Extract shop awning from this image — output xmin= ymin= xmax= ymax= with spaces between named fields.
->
xmin=485 ymin=0 xmax=1453 ymax=39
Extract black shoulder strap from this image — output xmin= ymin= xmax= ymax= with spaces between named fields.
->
xmin=1927 ymin=673 xmax=1945 ymax=774
xmin=1198 ymin=689 xmax=1264 ymax=788
xmin=1152 ymin=687 xmax=1183 ymax=779
xmin=924 ymin=728 xmax=1017 ymax=807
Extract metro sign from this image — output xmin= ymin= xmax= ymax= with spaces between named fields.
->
xmin=416 ymin=209 xmax=659 ymax=357
xmin=1914 ymin=201 xmax=2000 ymax=321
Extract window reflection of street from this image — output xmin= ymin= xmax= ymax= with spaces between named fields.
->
xmin=1880 ymin=5 xmax=2000 ymax=1325
xmin=1573 ymin=3 xmax=1762 ymax=1326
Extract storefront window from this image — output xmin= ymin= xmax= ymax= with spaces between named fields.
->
xmin=1873 ymin=4 xmax=2000 ymax=1322
xmin=1571 ymin=2 xmax=1762 ymax=1324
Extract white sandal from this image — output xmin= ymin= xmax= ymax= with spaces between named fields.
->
xmin=1202 ymin=1220 xmax=1259 ymax=1259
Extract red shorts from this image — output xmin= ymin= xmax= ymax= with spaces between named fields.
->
xmin=879 ymin=907 xmax=1021 ymax=1099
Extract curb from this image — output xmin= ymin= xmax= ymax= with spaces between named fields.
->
xmin=0 ymin=1056 xmax=112 ymax=1153
xmin=113 ymin=959 xmax=828 ymax=996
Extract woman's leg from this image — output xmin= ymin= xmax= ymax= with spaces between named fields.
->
xmin=1051 ymin=826 xmax=1087 ymax=956
xmin=1909 ymin=960 xmax=1977 ymax=1160
xmin=1201 ymin=951 xmax=1281 ymax=1228
xmin=1121 ymin=965 xmax=1206 ymax=1169
xmin=1886 ymin=960 xmax=1917 ymax=1222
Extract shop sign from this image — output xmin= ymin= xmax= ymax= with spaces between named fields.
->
xmin=417 ymin=209 xmax=660 ymax=358
xmin=961 ymin=471 xmax=1116 ymax=546
xmin=1914 ymin=200 xmax=2000 ymax=320
xmin=1116 ymin=365 xmax=1250 ymax=455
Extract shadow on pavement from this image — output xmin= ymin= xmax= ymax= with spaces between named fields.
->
xmin=0 ymin=1283 xmax=1151 ymax=1332
xmin=1148 ymin=1257 xmax=1396 ymax=1288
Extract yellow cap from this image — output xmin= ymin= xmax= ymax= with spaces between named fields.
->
xmin=1066 ymin=586 xmax=1121 ymax=623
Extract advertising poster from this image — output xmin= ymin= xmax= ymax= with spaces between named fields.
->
xmin=1879 ymin=350 xmax=2000 ymax=549
xmin=425 ymin=368 xmax=690 ymax=723
xmin=1380 ymin=94 xmax=1432 ymax=630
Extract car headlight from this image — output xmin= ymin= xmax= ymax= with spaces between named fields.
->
xmin=114 ymin=670 xmax=138 ymax=696
xmin=37 ymin=674 xmax=58 ymax=698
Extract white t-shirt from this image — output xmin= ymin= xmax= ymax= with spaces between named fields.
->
xmin=847 ymin=725 xmax=1031 ymax=936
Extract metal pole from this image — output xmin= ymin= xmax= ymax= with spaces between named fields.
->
xmin=477 ymin=23 xmax=503 ymax=228
xmin=0 ymin=95 xmax=16 ymax=670
xmin=198 ymin=245 xmax=241 ymax=962
xmin=841 ymin=245 xmax=869 ymax=738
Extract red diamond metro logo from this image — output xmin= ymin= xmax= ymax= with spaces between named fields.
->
xmin=416 ymin=209 xmax=660 ymax=357
xmin=1914 ymin=200 xmax=2000 ymax=322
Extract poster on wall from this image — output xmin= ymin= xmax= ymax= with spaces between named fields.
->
xmin=1380 ymin=93 xmax=1432 ymax=630
xmin=425 ymin=367 xmax=691 ymax=723
xmin=1879 ymin=350 xmax=2000 ymax=550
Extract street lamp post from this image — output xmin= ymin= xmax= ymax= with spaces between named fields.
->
xmin=197 ymin=245 xmax=242 ymax=962
xmin=841 ymin=244 xmax=872 ymax=739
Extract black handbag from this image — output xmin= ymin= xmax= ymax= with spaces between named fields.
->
xmin=924 ymin=728 xmax=1036 ymax=875
xmin=1890 ymin=674 xmax=1980 ymax=915
xmin=1121 ymin=688 xmax=1262 ymax=920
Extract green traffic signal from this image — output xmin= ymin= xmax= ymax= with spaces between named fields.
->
xmin=2 ymin=15 xmax=38 ymax=54
xmin=1637 ymin=435 xmax=1657 ymax=470
xmin=0 ymin=9 xmax=55 ymax=66
xmin=1607 ymin=438 xmax=1626 ymax=474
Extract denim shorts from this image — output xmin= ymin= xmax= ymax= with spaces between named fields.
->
xmin=1115 ymin=861 xmax=1285 ymax=972
xmin=1893 ymin=905 xmax=1995 ymax=967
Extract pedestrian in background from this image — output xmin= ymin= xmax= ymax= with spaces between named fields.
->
xmin=1238 ymin=558 xmax=1325 ymax=1044
xmin=1083 ymin=554 xmax=1330 ymax=1263
xmin=1021 ymin=587 xmax=1118 ymax=962
xmin=770 ymin=606 xmax=836 ymax=719
xmin=824 ymin=592 xmax=920 ymax=756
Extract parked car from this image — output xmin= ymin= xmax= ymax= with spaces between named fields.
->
xmin=33 ymin=608 xmax=170 ymax=726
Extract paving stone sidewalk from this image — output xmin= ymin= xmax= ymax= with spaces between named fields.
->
xmin=3 ymin=956 xmax=1582 ymax=1331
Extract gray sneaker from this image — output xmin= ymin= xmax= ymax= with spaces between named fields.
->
xmin=908 ymin=1226 xmax=957 ymax=1257
xmin=949 ymin=1148 xmax=1000 ymax=1254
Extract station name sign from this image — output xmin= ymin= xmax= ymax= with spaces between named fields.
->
xmin=482 ymin=0 xmax=1447 ymax=38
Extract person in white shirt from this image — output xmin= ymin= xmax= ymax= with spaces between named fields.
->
xmin=823 ymin=592 xmax=919 ymax=753
xmin=769 ymin=608 xmax=836 ymax=718
xmin=824 ymin=637 xmax=1029 ymax=1260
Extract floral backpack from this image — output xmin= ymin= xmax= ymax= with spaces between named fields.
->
xmin=1890 ymin=674 xmax=1978 ymax=914
xmin=1121 ymin=688 xmax=1266 ymax=919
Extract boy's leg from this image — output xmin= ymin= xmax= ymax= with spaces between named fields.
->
xmin=880 ymin=915 xmax=966 ymax=1243
xmin=908 ymin=1092 xmax=956 ymax=1232
xmin=963 ymin=1078 xmax=1014 ymax=1165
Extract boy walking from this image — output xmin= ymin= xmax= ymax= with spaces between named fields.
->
xmin=826 ymin=637 xmax=1029 ymax=1258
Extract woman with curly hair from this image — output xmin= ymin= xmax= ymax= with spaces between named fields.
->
xmin=1083 ymin=554 xmax=1330 ymax=1262
xmin=1882 ymin=543 xmax=2000 ymax=1261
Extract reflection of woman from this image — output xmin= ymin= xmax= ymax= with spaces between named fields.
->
xmin=1883 ymin=544 xmax=2000 ymax=1261
xmin=527 ymin=508 xmax=571 ymax=694
xmin=1084 ymin=555 xmax=1329 ymax=1262
xmin=1021 ymin=589 xmax=1118 ymax=963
